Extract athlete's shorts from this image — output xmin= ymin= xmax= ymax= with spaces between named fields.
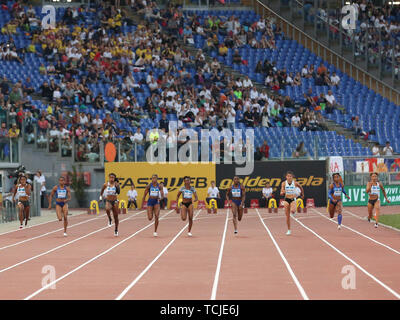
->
xmin=232 ymin=199 xmax=242 ymax=207
xmin=330 ymin=199 xmax=342 ymax=207
xmin=147 ymin=197 xmax=159 ymax=207
xmin=106 ymin=199 xmax=118 ymax=207
xmin=182 ymin=201 xmax=192 ymax=208
xmin=284 ymin=198 xmax=296 ymax=205
xmin=368 ymin=198 xmax=379 ymax=206
xmin=56 ymin=201 xmax=66 ymax=208
xmin=18 ymin=200 xmax=30 ymax=208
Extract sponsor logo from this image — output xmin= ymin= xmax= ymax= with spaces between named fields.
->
xmin=218 ymin=176 xmax=324 ymax=192
xmin=117 ymin=176 xmax=209 ymax=192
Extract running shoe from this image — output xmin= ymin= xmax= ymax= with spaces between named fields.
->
xmin=286 ymin=230 xmax=291 ymax=235
xmin=188 ymin=232 xmax=192 ymax=237
xmin=153 ymin=232 xmax=158 ymax=237
xmin=338 ymin=225 xmax=341 ymax=230
xmin=19 ymin=225 xmax=23 ymax=229
xmin=108 ymin=219 xmax=112 ymax=227
xmin=367 ymin=218 xmax=371 ymax=222
xmin=234 ymin=230 xmax=238 ymax=234
xmin=63 ymin=232 xmax=67 ymax=237
xmin=374 ymin=223 xmax=378 ymax=228
xmin=114 ymin=230 xmax=118 ymax=237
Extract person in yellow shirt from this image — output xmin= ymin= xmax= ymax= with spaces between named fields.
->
xmin=8 ymin=124 xmax=20 ymax=138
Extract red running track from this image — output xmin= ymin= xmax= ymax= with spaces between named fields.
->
xmin=0 ymin=207 xmax=398 ymax=300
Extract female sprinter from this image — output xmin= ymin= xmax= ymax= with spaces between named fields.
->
xmin=48 ymin=176 xmax=71 ymax=236
xmin=100 ymin=173 xmax=120 ymax=236
xmin=366 ymin=172 xmax=390 ymax=228
xmin=176 ymin=176 xmax=198 ymax=237
xmin=226 ymin=176 xmax=246 ymax=234
xmin=328 ymin=173 xmax=350 ymax=230
xmin=142 ymin=174 xmax=164 ymax=237
xmin=280 ymin=171 xmax=304 ymax=235
xmin=12 ymin=174 xmax=31 ymax=229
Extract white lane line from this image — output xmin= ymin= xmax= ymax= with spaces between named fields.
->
xmin=344 ymin=209 xmax=400 ymax=233
xmin=255 ymin=208 xmax=309 ymax=300
xmin=210 ymin=208 xmax=229 ymax=301
xmin=311 ymin=208 xmax=400 ymax=256
xmin=0 ymin=214 xmax=106 ymax=251
xmin=0 ymin=211 xmax=88 ymax=236
xmin=116 ymin=210 xmax=203 ymax=300
xmin=0 ymin=211 xmax=145 ymax=275
xmin=292 ymin=215 xmax=400 ymax=299
xmin=25 ymin=210 xmax=174 ymax=300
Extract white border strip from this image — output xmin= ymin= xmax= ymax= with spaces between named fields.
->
xmin=24 ymin=210 xmax=174 ymax=300
xmin=256 ymin=209 xmax=309 ymax=300
xmin=116 ymin=210 xmax=202 ymax=300
xmin=293 ymin=215 xmax=400 ymax=299
xmin=210 ymin=208 xmax=229 ymax=300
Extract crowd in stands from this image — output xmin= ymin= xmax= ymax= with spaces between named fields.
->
xmin=0 ymin=0 xmax=393 ymax=163
xmin=310 ymin=0 xmax=400 ymax=77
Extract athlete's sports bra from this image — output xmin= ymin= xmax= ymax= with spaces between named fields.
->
xmin=285 ymin=181 xmax=296 ymax=196
xmin=16 ymin=184 xmax=28 ymax=199
xmin=231 ymin=184 xmax=242 ymax=198
xmin=105 ymin=182 xmax=117 ymax=197
xmin=333 ymin=183 xmax=343 ymax=197
xmin=370 ymin=183 xmax=380 ymax=198
xmin=56 ymin=186 xmax=67 ymax=199
xmin=149 ymin=183 xmax=160 ymax=197
xmin=180 ymin=186 xmax=196 ymax=199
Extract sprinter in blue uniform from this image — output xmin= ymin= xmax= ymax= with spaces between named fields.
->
xmin=48 ymin=176 xmax=72 ymax=236
xmin=142 ymin=174 xmax=164 ymax=237
xmin=176 ymin=176 xmax=198 ymax=237
xmin=226 ymin=176 xmax=246 ymax=235
xmin=328 ymin=173 xmax=350 ymax=230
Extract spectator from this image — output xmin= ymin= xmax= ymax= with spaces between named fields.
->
xmin=260 ymin=140 xmax=270 ymax=159
xmin=372 ymin=143 xmax=380 ymax=156
xmin=352 ymin=116 xmax=363 ymax=139
xmin=383 ymin=141 xmax=394 ymax=156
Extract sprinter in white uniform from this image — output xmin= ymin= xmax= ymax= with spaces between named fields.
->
xmin=366 ymin=172 xmax=390 ymax=228
xmin=280 ymin=171 xmax=304 ymax=235
xmin=12 ymin=175 xmax=31 ymax=229
xmin=100 ymin=173 xmax=120 ymax=236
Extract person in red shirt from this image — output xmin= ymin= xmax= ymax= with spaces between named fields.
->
xmin=260 ymin=140 xmax=269 ymax=159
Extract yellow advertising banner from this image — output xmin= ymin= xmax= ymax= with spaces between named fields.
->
xmin=105 ymin=162 xmax=216 ymax=208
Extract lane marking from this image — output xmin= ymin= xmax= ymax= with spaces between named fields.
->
xmin=0 ymin=211 xmax=145 ymax=275
xmin=311 ymin=208 xmax=400 ymax=256
xmin=210 ymin=208 xmax=229 ymax=300
xmin=255 ymin=208 xmax=309 ymax=300
xmin=0 ymin=214 xmax=107 ymax=251
xmin=0 ymin=211 xmax=88 ymax=236
xmin=24 ymin=210 xmax=174 ymax=300
xmin=116 ymin=210 xmax=202 ymax=300
xmin=344 ymin=209 xmax=400 ymax=233
xmin=292 ymin=214 xmax=400 ymax=299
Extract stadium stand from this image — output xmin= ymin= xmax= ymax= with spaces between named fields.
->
xmin=0 ymin=0 xmax=397 ymax=163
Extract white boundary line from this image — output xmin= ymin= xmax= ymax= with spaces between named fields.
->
xmin=25 ymin=210 xmax=174 ymax=300
xmin=0 ymin=210 xmax=145 ymax=275
xmin=292 ymin=215 xmax=400 ymax=299
xmin=344 ymin=209 xmax=400 ymax=233
xmin=0 ymin=211 xmax=88 ymax=236
xmin=210 ymin=208 xmax=229 ymax=301
xmin=0 ymin=214 xmax=106 ymax=251
xmin=116 ymin=210 xmax=203 ymax=300
xmin=311 ymin=208 xmax=400 ymax=256
xmin=256 ymin=208 xmax=309 ymax=300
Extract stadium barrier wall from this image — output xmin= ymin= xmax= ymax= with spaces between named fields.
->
xmin=216 ymin=160 xmax=327 ymax=207
xmin=104 ymin=162 xmax=216 ymax=208
xmin=341 ymin=185 xmax=400 ymax=206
